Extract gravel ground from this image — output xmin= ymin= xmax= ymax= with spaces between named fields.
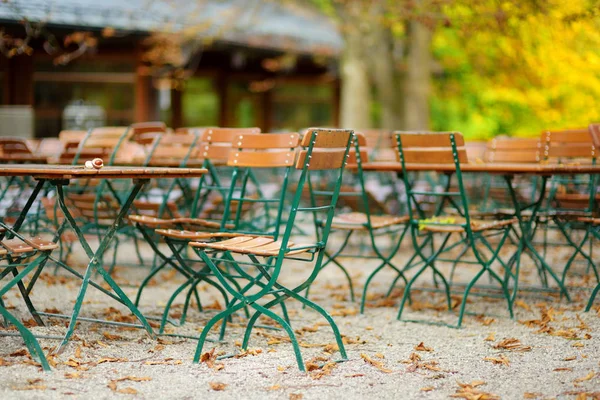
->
xmin=1 ymin=236 xmax=599 ymax=399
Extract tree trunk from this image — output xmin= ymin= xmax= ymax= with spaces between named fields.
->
xmin=339 ymin=29 xmax=372 ymax=130
xmin=404 ymin=19 xmax=432 ymax=131
xmin=368 ymin=5 xmax=403 ymax=130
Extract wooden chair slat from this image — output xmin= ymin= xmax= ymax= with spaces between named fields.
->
xmin=296 ymin=149 xmax=347 ymax=170
xmin=234 ymin=132 xmax=299 ymax=149
xmin=394 ymin=131 xmax=465 ymax=148
xmin=300 ymin=128 xmax=354 ymax=148
xmin=228 ymin=150 xmax=296 ymax=167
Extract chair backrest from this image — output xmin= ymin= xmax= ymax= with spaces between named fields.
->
xmin=0 ymin=137 xmax=34 ymax=157
xmin=196 ymin=127 xmax=261 ymax=166
xmin=274 ymin=128 xmax=353 ymax=259
xmin=361 ymin=129 xmax=395 ymax=161
xmin=220 ymin=132 xmax=300 ymax=237
xmin=395 ymin=131 xmax=473 ymax=231
xmin=142 ymin=131 xmax=201 ymax=167
xmin=393 ymin=131 xmax=468 ymax=164
xmin=541 ymin=128 xmax=596 ymax=162
xmin=589 ymin=123 xmax=600 ymax=149
xmin=59 ymin=127 xmax=129 ymax=165
xmin=129 ymin=122 xmax=169 ymax=145
xmin=485 ymin=137 xmax=541 ymax=163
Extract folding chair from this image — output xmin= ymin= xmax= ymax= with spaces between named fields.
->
xmin=306 ymin=133 xmax=410 ymax=309
xmin=394 ymin=132 xmax=517 ymax=328
xmin=188 ymin=128 xmax=353 ymax=371
xmin=129 ymin=128 xmax=262 ymax=322
xmin=0 ymin=225 xmax=58 ymax=371
xmin=539 ymin=128 xmax=598 ymax=290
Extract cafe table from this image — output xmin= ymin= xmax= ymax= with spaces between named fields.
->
xmin=0 ymin=164 xmax=208 ymax=352
xmin=359 ymin=161 xmax=600 ymax=300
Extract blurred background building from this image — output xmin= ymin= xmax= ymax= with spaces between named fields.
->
xmin=0 ymin=0 xmax=342 ymax=137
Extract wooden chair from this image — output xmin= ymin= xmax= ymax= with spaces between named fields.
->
xmin=305 ymin=133 xmax=410 ymax=307
xmin=0 ymin=224 xmax=58 ymax=371
xmin=540 ymin=127 xmax=599 ymax=292
xmin=129 ymin=127 xmax=262 ymax=311
xmin=393 ymin=131 xmax=517 ymax=328
xmin=188 ymin=128 xmax=353 ymax=371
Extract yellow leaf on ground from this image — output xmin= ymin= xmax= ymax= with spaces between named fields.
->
xmin=209 ymin=382 xmax=227 ymax=391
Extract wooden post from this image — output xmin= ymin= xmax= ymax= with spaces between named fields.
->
xmin=217 ymin=73 xmax=228 ymax=127
xmin=171 ymin=88 xmax=183 ymax=129
xmin=332 ymin=78 xmax=341 ymax=128
xmin=261 ymin=88 xmax=272 ymax=132
xmin=6 ymin=55 xmax=34 ymax=105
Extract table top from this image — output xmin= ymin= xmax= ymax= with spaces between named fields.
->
xmin=360 ymin=161 xmax=600 ymax=175
xmin=0 ymin=164 xmax=208 ymax=180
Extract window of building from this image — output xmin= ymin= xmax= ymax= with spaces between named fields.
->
xmin=182 ymin=78 xmax=219 ymax=127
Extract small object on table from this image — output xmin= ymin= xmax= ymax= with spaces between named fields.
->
xmin=84 ymin=158 xmax=104 ymax=170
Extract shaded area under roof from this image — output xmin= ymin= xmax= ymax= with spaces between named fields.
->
xmin=0 ymin=0 xmax=342 ymax=55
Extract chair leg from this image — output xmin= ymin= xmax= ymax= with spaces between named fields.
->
xmin=585 ymin=283 xmax=600 ymax=312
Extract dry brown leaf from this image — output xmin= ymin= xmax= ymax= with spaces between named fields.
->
xmin=9 ymin=349 xmax=27 ymax=357
xmin=554 ymin=367 xmax=573 ymax=372
xmin=572 ymin=342 xmax=585 ymax=348
xmin=102 ymin=332 xmax=124 ymax=341
xmin=420 ymin=387 xmax=435 ymax=392
xmin=574 ymin=371 xmax=596 ymax=383
xmin=144 ymin=358 xmax=182 ymax=366
xmin=564 ymin=356 xmax=577 ymax=361
xmin=361 ymin=353 xmax=392 ymax=373
xmin=451 ymin=380 xmax=499 ymax=400
xmin=289 ymin=394 xmax=303 ymax=400
xmin=74 ymin=346 xmax=82 ymax=359
xmin=484 ymin=332 xmax=496 ymax=342
xmin=269 ymin=385 xmax=281 ymax=391
xmin=200 ymin=348 xmax=217 ymax=368
xmin=209 ymin=382 xmax=227 ymax=391
xmin=415 ymin=342 xmax=434 ymax=352
xmin=523 ymin=392 xmax=542 ymax=399
xmin=515 ymin=300 xmax=531 ymax=311
xmin=117 ymin=387 xmax=138 ymax=395
xmin=483 ymin=354 xmax=510 ymax=366
xmin=64 ymin=372 xmax=83 ymax=379
xmin=492 ymin=338 xmax=531 ymax=352
xmin=12 ymin=385 xmax=47 ymax=391
xmin=97 ymin=357 xmax=127 ymax=364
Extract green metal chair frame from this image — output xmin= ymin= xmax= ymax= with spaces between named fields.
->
xmin=189 ymin=128 xmax=354 ymax=371
xmin=394 ymin=131 xmax=517 ymax=328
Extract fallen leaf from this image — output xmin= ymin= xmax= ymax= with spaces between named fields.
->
xmin=9 ymin=349 xmax=27 ymax=357
xmin=523 ymin=392 xmax=542 ymax=398
xmin=484 ymin=332 xmax=496 ymax=342
xmin=361 ymin=353 xmax=392 ymax=373
xmin=117 ymin=387 xmax=137 ymax=395
xmin=574 ymin=371 xmax=596 ymax=383
xmin=492 ymin=338 xmax=531 ymax=352
xmin=209 ymin=382 xmax=227 ymax=391
xmin=483 ymin=354 xmax=510 ymax=366
xmin=564 ymin=356 xmax=577 ymax=361
xmin=289 ymin=394 xmax=303 ymax=400
xmin=102 ymin=332 xmax=124 ymax=341
xmin=415 ymin=342 xmax=434 ymax=352
xmin=420 ymin=386 xmax=435 ymax=392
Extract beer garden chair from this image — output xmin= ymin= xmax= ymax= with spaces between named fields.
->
xmin=188 ymin=128 xmax=353 ymax=371
xmin=394 ymin=132 xmax=518 ymax=328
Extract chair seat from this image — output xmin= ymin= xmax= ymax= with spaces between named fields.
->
xmin=190 ymin=235 xmax=313 ymax=257
xmin=0 ymin=237 xmax=58 ymax=255
xmin=578 ymin=217 xmax=600 ymax=225
xmin=330 ymin=212 xmax=408 ymax=230
xmin=154 ymin=229 xmax=249 ymax=241
xmin=129 ymin=214 xmax=228 ymax=230
xmin=417 ymin=217 xmax=517 ymax=233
